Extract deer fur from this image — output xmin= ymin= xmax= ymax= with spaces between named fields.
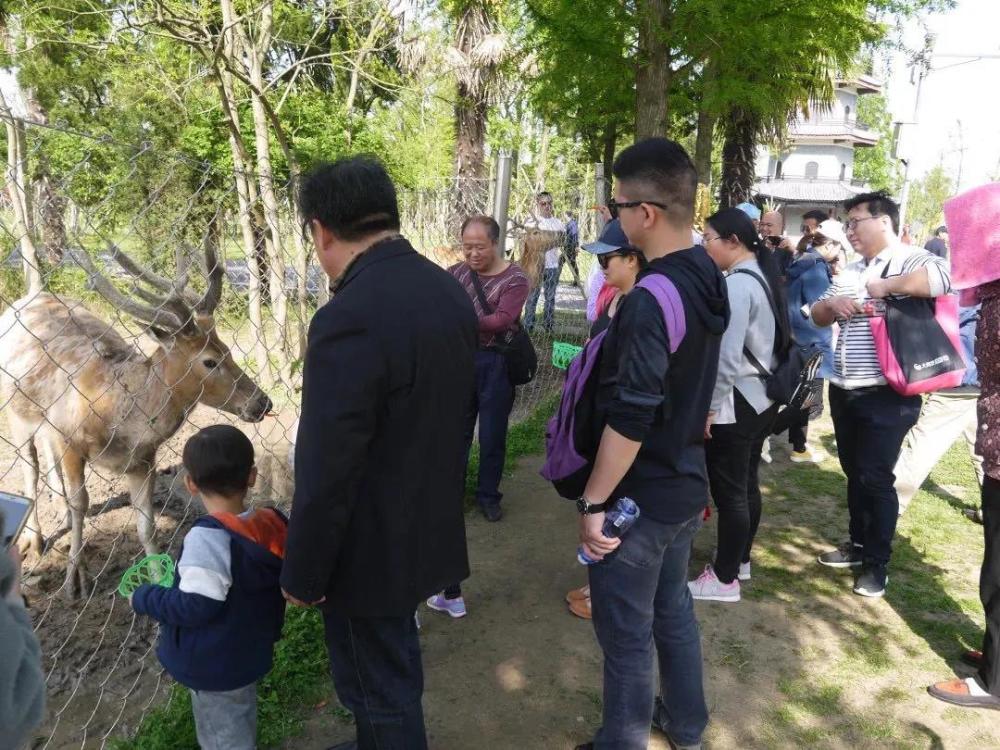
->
xmin=0 ymin=241 xmax=271 ymax=597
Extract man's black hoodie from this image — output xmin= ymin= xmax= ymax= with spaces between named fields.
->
xmin=595 ymin=244 xmax=730 ymax=524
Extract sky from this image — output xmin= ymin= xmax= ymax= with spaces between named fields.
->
xmin=886 ymin=0 xmax=1000 ymax=190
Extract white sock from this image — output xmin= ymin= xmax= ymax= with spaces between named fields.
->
xmin=965 ymin=677 xmax=990 ymax=697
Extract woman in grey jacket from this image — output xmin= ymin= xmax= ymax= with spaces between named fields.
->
xmin=0 ymin=511 xmax=45 ymax=750
xmin=689 ymin=208 xmax=791 ymax=604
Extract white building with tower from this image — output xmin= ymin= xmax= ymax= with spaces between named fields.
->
xmin=753 ymin=70 xmax=883 ymax=235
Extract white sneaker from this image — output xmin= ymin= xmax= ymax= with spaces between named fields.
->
xmin=738 ymin=561 xmax=751 ymax=581
xmin=688 ymin=565 xmax=741 ymax=602
xmin=760 ymin=438 xmax=772 ymax=465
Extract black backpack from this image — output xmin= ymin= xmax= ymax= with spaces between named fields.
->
xmin=731 ymin=269 xmax=823 ymax=434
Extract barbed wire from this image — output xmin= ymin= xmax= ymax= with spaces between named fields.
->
xmin=0 ymin=117 xmax=598 ymax=748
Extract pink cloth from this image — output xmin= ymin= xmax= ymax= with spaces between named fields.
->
xmin=943 ymin=182 xmax=1000 ymax=291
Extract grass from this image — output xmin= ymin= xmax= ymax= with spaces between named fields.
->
xmin=723 ymin=419 xmax=994 ymax=749
xmin=112 ymin=395 xmax=561 ymax=750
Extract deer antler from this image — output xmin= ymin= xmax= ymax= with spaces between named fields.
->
xmin=196 ymin=223 xmax=223 ymax=315
xmin=72 ymin=248 xmax=186 ymax=332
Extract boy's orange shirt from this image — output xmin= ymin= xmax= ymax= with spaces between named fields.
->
xmin=210 ymin=508 xmax=286 ymax=559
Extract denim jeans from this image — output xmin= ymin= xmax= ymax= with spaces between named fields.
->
xmin=524 ymin=267 xmax=560 ymax=333
xmin=190 ymin=682 xmax=257 ymax=750
xmin=322 ymin=610 xmax=428 ymax=750
xmin=588 ymin=510 xmax=708 ymax=749
xmin=464 ymin=350 xmax=514 ymax=510
xmin=706 ymin=391 xmax=779 ymax=583
xmin=829 ymin=385 xmax=921 ymax=568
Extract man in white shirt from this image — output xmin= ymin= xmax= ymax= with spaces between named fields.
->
xmin=810 ymin=191 xmax=951 ymax=598
xmin=523 ymin=191 xmax=566 ymax=334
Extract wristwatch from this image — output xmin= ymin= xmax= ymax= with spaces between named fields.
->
xmin=576 ymin=496 xmax=611 ymax=515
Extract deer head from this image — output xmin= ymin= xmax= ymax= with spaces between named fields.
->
xmin=74 ymin=234 xmax=273 ymax=423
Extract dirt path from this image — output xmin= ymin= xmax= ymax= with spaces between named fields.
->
xmin=282 ymin=431 xmax=999 ymax=750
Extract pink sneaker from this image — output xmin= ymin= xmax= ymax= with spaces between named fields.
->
xmin=688 ymin=565 xmax=740 ymax=602
xmin=426 ymin=593 xmax=467 ymax=618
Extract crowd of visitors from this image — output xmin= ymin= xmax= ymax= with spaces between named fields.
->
xmin=8 ymin=141 xmax=1000 ymax=750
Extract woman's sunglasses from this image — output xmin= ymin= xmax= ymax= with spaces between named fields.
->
xmin=598 ymin=250 xmax=636 ymax=269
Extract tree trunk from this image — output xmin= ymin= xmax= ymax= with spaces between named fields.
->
xmin=215 ymin=5 xmax=271 ymax=388
xmin=3 ymin=116 xmax=42 ymax=294
xmin=534 ymin=124 xmax=550 ymax=192
xmin=635 ymin=0 xmax=672 ymax=139
xmin=719 ymin=109 xmax=758 ymax=208
xmin=236 ymin=1 xmax=294 ymax=390
xmin=454 ymin=92 xmax=488 ymax=211
xmin=694 ymin=107 xmax=716 ymax=188
xmin=601 ymin=122 xmax=618 ymax=182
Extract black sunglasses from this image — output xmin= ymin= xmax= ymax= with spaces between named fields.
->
xmin=598 ymin=249 xmax=637 ymax=269
xmin=607 ymin=198 xmax=669 ymax=213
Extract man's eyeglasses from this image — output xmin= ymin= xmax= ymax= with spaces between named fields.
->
xmin=845 ymin=216 xmax=880 ymax=232
xmin=607 ymin=198 xmax=669 ymax=213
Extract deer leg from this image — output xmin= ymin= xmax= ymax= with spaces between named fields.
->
xmin=16 ymin=436 xmax=43 ymax=557
xmin=41 ymin=440 xmax=70 ymax=532
xmin=60 ymin=448 xmax=92 ymax=599
xmin=126 ymin=469 xmax=158 ymax=558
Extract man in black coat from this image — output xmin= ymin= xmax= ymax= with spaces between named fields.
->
xmin=281 ymin=156 xmax=478 ymax=749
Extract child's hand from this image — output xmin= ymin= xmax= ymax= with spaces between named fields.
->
xmin=281 ymin=587 xmax=325 ymax=608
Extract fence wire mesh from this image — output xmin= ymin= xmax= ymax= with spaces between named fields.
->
xmin=0 ymin=118 xmax=600 ymax=748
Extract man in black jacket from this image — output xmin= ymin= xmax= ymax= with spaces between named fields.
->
xmin=281 ymin=156 xmax=477 ymax=750
xmin=575 ymin=139 xmax=729 ymax=750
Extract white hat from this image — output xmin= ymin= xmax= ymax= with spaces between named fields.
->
xmin=817 ymin=218 xmax=848 ymax=247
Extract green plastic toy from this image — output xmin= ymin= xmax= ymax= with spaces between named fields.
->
xmin=552 ymin=341 xmax=583 ymax=370
xmin=118 ymin=553 xmax=176 ymax=598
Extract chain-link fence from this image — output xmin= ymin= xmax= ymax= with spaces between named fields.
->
xmin=0 ymin=118 xmax=604 ymax=748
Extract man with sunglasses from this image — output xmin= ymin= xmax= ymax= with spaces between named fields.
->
xmin=810 ymin=190 xmax=951 ymax=598
xmin=574 ymin=138 xmax=728 ymax=750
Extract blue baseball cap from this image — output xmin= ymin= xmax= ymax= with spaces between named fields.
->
xmin=736 ymin=202 xmax=761 ymax=221
xmin=581 ymin=219 xmax=629 ymax=255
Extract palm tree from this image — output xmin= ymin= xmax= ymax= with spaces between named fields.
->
xmin=447 ymin=0 xmax=510 ymax=206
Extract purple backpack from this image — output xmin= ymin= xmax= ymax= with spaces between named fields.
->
xmin=540 ymin=273 xmax=686 ymax=499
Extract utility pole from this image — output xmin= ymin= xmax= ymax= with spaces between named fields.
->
xmin=897 ymin=32 xmax=935 ymax=228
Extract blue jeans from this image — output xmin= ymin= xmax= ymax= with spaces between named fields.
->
xmin=464 ymin=350 xmax=514 ymax=510
xmin=322 ymin=610 xmax=428 ymax=750
xmin=588 ymin=510 xmax=708 ymax=749
xmin=524 ymin=267 xmax=560 ymax=332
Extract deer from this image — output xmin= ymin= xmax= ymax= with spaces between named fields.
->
xmin=0 ymin=237 xmax=272 ymax=597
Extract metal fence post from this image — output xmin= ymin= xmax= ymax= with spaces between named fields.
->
xmin=493 ymin=150 xmax=513 ymax=251
xmin=594 ymin=162 xmax=607 ymax=235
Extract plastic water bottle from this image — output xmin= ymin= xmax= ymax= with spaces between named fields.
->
xmin=577 ymin=497 xmax=640 ymax=565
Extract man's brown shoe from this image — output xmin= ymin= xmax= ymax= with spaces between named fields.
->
xmin=961 ymin=649 xmax=984 ymax=668
xmin=928 ymin=678 xmax=1000 ymax=710
xmin=568 ymin=596 xmax=592 ymax=620
xmin=566 ymin=585 xmax=589 ymax=604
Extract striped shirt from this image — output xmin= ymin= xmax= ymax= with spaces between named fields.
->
xmin=449 ymin=262 xmax=530 ymax=348
xmin=815 ymin=242 xmax=951 ymax=389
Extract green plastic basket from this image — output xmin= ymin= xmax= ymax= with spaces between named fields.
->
xmin=552 ymin=341 xmax=583 ymax=370
xmin=118 ymin=553 xmax=176 ymax=597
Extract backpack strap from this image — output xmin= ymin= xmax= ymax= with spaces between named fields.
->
xmin=730 ymin=268 xmax=779 ymax=378
xmin=635 ymin=272 xmax=686 ymax=354
xmin=468 ymin=270 xmax=495 ymax=315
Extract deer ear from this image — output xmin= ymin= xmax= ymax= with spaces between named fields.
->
xmin=148 ymin=325 xmax=175 ymax=343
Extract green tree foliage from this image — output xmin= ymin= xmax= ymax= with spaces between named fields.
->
xmin=907 ymin=163 xmax=954 ymax=241
xmin=853 ymin=94 xmax=903 ymax=193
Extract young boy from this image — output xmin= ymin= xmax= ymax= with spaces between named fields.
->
xmin=130 ymin=425 xmax=287 ymax=750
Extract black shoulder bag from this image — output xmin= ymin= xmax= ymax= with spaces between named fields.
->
xmin=469 ymin=271 xmax=538 ymax=386
xmin=731 ymin=268 xmax=823 ymax=434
